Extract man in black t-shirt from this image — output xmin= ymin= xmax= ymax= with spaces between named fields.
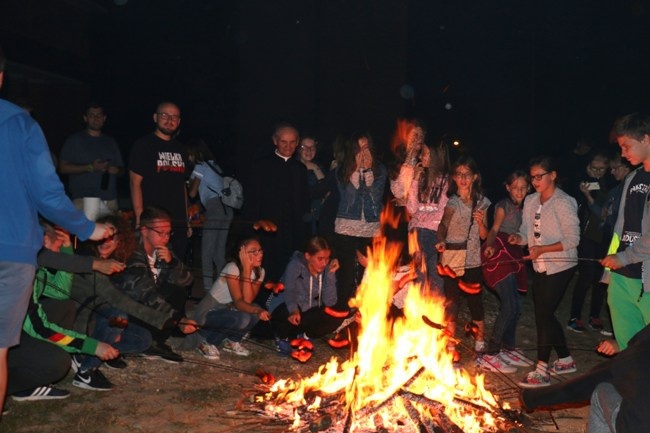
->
xmin=129 ymin=102 xmax=190 ymax=257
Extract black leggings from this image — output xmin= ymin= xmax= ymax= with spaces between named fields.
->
xmin=271 ymin=304 xmax=343 ymax=339
xmin=8 ymin=332 xmax=70 ymax=395
xmin=532 ymin=267 xmax=576 ymax=362
xmin=444 ymin=267 xmax=485 ymax=324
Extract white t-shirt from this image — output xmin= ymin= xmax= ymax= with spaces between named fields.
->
xmin=209 ymin=262 xmax=265 ymax=304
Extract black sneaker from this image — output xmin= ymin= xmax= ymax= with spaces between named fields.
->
xmin=72 ymin=369 xmax=113 ymax=391
xmin=12 ymin=385 xmax=71 ymax=401
xmin=142 ymin=343 xmax=183 ymax=364
xmin=104 ymin=356 xmax=128 ymax=370
xmin=71 ymin=354 xmax=82 ymax=373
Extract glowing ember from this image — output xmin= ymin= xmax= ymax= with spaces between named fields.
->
xmin=258 ymin=215 xmax=514 ymax=432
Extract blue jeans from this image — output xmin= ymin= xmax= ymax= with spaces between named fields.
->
xmin=201 ymin=197 xmax=233 ymax=289
xmin=200 ymin=308 xmax=259 ymax=346
xmin=79 ymin=308 xmax=152 ymax=372
xmin=588 ymin=382 xmax=621 ymax=433
xmin=414 ymin=228 xmax=444 ymax=295
xmin=487 ymin=273 xmax=521 ymax=353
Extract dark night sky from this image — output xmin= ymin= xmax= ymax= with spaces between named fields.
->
xmin=7 ymin=0 xmax=650 ymax=197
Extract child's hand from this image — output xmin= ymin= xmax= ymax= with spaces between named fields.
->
xmin=329 ymin=258 xmax=340 ymax=273
xmin=435 ymin=242 xmax=446 ymax=253
xmin=95 ymin=342 xmax=119 ymax=361
xmin=472 ymin=209 xmax=485 ymax=223
xmin=601 ymin=254 xmax=623 ymax=270
xmin=483 ymin=246 xmax=495 ymax=259
xmin=524 ymin=245 xmax=544 ymax=260
xmin=258 ymin=309 xmax=271 ymax=321
xmin=239 ymin=246 xmax=254 ymax=269
xmin=288 ymin=310 xmax=301 ymax=326
xmin=54 ymin=227 xmax=72 ymax=248
xmin=92 ymin=258 xmax=126 ymax=275
xmin=154 ymin=246 xmax=172 ymax=263
xmin=178 ymin=318 xmax=199 ymax=334
xmin=355 ymin=250 xmax=368 ymax=268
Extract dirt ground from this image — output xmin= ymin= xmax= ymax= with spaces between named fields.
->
xmin=1 ymin=266 xmax=610 ymax=433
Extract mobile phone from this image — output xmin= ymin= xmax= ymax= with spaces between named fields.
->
xmin=584 ymin=182 xmax=600 ymax=191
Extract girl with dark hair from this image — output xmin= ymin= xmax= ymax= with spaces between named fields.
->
xmin=192 ymin=237 xmax=270 ymax=359
xmin=435 ymin=156 xmax=490 ymax=358
xmin=187 ymin=138 xmax=234 ymax=291
xmin=332 ymin=132 xmax=387 ymax=309
xmin=509 ymin=156 xmax=580 ymax=388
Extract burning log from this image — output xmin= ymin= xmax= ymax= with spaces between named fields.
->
xmin=355 ymin=365 xmax=426 ymax=419
xmin=398 ymin=391 xmax=464 ymax=433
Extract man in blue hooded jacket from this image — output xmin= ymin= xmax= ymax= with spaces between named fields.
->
xmin=0 ymin=45 xmax=112 ymax=413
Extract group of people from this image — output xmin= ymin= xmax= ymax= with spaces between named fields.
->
xmin=2 ymin=40 xmax=650 ymax=431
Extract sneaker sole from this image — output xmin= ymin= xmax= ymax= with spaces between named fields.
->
xmin=551 ymin=367 xmax=577 ymax=375
xmin=72 ymin=380 xmax=112 ymax=391
xmin=476 ymin=360 xmax=517 ymax=374
xmin=517 ymin=381 xmax=551 ymax=388
xmin=197 ymin=352 xmax=220 ymax=360
xmin=478 ymin=364 xmax=517 ymax=374
xmin=566 ymin=325 xmax=585 ymax=334
xmin=222 ymin=348 xmax=250 ymax=357
xmin=12 ymin=393 xmax=70 ymax=401
xmin=140 ymin=354 xmax=183 ymax=364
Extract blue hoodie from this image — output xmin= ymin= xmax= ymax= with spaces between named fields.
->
xmin=279 ymin=251 xmax=337 ymax=314
xmin=0 ymin=99 xmax=95 ymax=265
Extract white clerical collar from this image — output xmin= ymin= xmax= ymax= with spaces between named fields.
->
xmin=274 ymin=149 xmax=291 ymax=162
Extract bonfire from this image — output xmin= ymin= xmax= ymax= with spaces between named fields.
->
xmin=254 ymin=219 xmax=524 ymax=433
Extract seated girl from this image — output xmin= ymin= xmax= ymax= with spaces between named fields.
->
xmin=192 ymin=237 xmax=271 ymax=359
xmin=271 ymin=236 xmax=343 ymax=356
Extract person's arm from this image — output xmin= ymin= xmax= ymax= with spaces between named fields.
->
xmin=188 ymin=177 xmax=200 ymax=200
xmin=224 ymin=265 xmax=269 ymax=320
xmin=160 ymin=251 xmax=194 ymax=288
xmin=59 ymin=158 xmax=110 ymax=175
xmin=321 ymin=261 xmax=339 ymax=307
xmin=22 ymin=121 xmax=95 ymax=240
xmin=486 ymin=206 xmax=506 ymax=247
xmin=129 ymin=170 xmax=144 ymax=226
xmin=37 ymin=249 xmax=95 ymax=273
xmin=72 ymin=273 xmax=176 ymax=330
xmin=435 ymin=206 xmax=455 ymax=251
xmin=281 ymin=259 xmax=303 ymax=325
xmin=22 ymin=294 xmax=100 ymax=356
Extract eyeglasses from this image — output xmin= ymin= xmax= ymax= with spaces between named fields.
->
xmin=453 ymin=172 xmax=474 ymax=180
xmin=530 ymin=172 xmax=549 ymax=182
xmin=157 ymin=112 xmax=181 ymax=122
xmin=102 ymin=233 xmax=119 ymax=243
xmin=589 ymin=165 xmax=607 ymax=172
xmin=145 ymin=226 xmax=173 ymax=238
xmin=246 ymin=248 xmax=264 ymax=255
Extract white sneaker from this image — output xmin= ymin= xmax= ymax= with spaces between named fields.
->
xmin=197 ymin=341 xmax=220 ymax=360
xmin=223 ymin=339 xmax=250 ymax=357
xmin=476 ymin=354 xmax=517 ymax=374
xmin=499 ymin=349 xmax=533 ymax=367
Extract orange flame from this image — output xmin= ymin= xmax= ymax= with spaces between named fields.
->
xmin=262 ymin=218 xmax=502 ymax=432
